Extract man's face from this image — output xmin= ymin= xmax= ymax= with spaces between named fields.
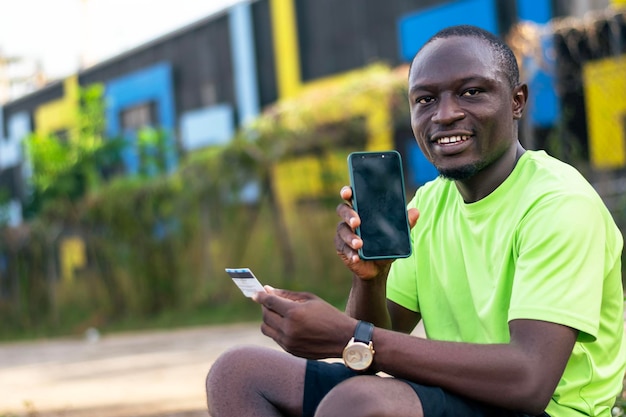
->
xmin=408 ymin=36 xmax=522 ymax=181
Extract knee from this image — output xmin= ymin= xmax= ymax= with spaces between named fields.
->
xmin=315 ymin=377 xmax=388 ymax=417
xmin=206 ymin=346 xmax=261 ymax=399
xmin=207 ymin=345 xmax=269 ymax=415
xmin=207 ymin=346 xmax=306 ymax=417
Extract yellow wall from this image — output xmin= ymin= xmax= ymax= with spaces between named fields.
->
xmin=270 ymin=0 xmax=302 ymax=99
xmin=268 ymin=0 xmax=393 ymax=152
xmin=271 ymin=65 xmax=401 ymax=223
xmin=34 ymin=76 xmax=85 ymax=285
xmin=34 ymin=76 xmax=79 ymax=136
xmin=60 ymin=236 xmax=86 ymax=284
xmin=269 ymin=0 xmax=398 ymax=217
xmin=582 ymin=55 xmax=626 ymax=169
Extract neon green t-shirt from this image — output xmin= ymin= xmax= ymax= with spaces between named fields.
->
xmin=387 ymin=150 xmax=625 ymax=416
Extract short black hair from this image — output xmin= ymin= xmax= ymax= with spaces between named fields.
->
xmin=411 ymin=25 xmax=520 ymax=88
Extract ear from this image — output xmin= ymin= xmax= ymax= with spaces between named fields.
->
xmin=512 ymin=83 xmax=528 ymax=120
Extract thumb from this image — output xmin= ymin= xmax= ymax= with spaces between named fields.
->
xmin=271 ymin=288 xmax=315 ymax=302
xmin=408 ymin=208 xmax=420 ymax=229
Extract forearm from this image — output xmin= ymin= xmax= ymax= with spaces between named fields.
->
xmin=371 ymin=321 xmax=576 ymax=415
xmin=345 ymin=272 xmax=392 ymax=329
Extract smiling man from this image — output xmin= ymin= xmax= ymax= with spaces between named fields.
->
xmin=206 ymin=25 xmax=625 ymax=417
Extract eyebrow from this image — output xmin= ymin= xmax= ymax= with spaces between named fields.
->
xmin=409 ymin=75 xmax=497 ymax=94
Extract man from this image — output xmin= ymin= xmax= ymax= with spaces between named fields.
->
xmin=206 ymin=25 xmax=625 ymax=416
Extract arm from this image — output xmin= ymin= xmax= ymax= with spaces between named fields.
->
xmin=372 ymin=318 xmax=577 ymax=415
xmin=344 ymin=269 xmax=392 ymax=328
xmin=337 ymin=191 xmax=579 ymax=413
xmin=336 ymin=186 xmax=420 ymax=331
xmin=257 ymin=185 xmax=585 ymax=414
xmin=254 ymin=288 xmax=576 ymax=415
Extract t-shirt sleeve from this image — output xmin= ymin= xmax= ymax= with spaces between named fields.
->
xmin=509 ymin=193 xmax=606 ymax=342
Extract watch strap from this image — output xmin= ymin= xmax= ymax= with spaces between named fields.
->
xmin=354 ymin=320 xmax=374 ymax=344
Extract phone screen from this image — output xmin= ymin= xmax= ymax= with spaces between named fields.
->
xmin=348 ymin=151 xmax=412 ymax=260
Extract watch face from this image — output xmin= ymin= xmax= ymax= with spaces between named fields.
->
xmin=343 ymin=342 xmax=373 ymax=371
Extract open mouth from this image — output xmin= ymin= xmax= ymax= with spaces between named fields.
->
xmin=436 ymin=135 xmax=471 ymax=145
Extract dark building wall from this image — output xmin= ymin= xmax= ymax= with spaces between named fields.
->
xmin=79 ymin=12 xmax=236 ymax=120
xmin=2 ymin=81 xmax=62 ymax=124
xmin=295 ymin=0 xmax=431 ymax=82
xmin=0 ymin=166 xmax=22 ymax=201
xmin=5 ymin=0 xmax=523 ymax=133
xmin=1 ymin=0 xmax=573 ymax=144
xmin=295 ymin=0 xmax=519 ymax=83
xmin=252 ymin=0 xmax=278 ymax=108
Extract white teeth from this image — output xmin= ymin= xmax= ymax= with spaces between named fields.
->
xmin=437 ymin=135 xmax=470 ymax=144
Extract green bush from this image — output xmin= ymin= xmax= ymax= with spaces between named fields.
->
xmin=1 ymin=64 xmax=409 ymax=338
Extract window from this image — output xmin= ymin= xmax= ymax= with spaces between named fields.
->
xmin=120 ymin=101 xmax=157 ymax=130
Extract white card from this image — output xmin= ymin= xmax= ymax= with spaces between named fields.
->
xmin=225 ymin=268 xmax=266 ymax=297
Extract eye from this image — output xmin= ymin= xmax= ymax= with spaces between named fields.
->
xmin=462 ymin=88 xmax=481 ymax=97
xmin=415 ymin=96 xmax=435 ymax=104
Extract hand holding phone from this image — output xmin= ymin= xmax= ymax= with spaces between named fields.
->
xmin=347 ymin=151 xmax=412 ymax=260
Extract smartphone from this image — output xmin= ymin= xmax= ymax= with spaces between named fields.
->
xmin=347 ymin=151 xmax=412 ymax=260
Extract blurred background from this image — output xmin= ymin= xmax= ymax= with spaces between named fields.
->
xmin=2 ymin=0 xmax=626 ymax=416
xmin=0 ymin=0 xmax=625 ymax=342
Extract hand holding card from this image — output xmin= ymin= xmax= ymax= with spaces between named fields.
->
xmin=225 ymin=268 xmax=267 ymax=297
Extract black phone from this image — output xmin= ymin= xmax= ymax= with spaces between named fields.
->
xmin=347 ymin=150 xmax=412 ymax=260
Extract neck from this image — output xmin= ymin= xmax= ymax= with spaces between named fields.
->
xmin=455 ymin=142 xmax=525 ymax=203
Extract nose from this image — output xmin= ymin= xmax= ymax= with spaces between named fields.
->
xmin=431 ymin=94 xmax=465 ymax=125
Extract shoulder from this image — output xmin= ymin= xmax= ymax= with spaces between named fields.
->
xmin=517 ymin=151 xmax=597 ymax=196
xmin=510 ymin=151 xmax=608 ymax=217
xmin=408 ymin=177 xmax=453 ymax=209
xmin=515 ymin=152 xmax=622 ymax=261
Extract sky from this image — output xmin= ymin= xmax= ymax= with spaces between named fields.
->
xmin=0 ymin=0 xmax=242 ymax=83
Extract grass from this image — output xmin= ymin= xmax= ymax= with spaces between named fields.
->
xmin=0 ymin=301 xmax=264 ymax=342
xmin=0 ymin=290 xmax=349 ymax=342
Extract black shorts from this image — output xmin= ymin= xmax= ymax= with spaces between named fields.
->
xmin=303 ymin=360 xmax=550 ymax=417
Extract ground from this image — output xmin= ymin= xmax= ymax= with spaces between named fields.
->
xmin=0 ymin=323 xmax=279 ymax=417
xmin=3 ymin=321 xmax=620 ymax=416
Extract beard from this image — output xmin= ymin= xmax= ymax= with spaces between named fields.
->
xmin=437 ymin=160 xmax=487 ymax=181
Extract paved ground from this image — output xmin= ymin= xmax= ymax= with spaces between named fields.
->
xmin=2 ymin=319 xmax=622 ymax=416
xmin=0 ymin=323 xmax=280 ymax=417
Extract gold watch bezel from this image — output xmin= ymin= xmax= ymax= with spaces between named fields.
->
xmin=342 ymin=338 xmax=375 ymax=371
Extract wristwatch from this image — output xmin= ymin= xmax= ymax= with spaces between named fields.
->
xmin=342 ymin=320 xmax=375 ymax=371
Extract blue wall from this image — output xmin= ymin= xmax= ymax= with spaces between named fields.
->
xmin=105 ymin=62 xmax=177 ymax=174
xmin=180 ymin=104 xmax=234 ymax=151
xmin=397 ymin=0 xmax=499 ymax=188
xmin=398 ymin=0 xmax=498 ymax=62
xmin=517 ymin=0 xmax=559 ymax=127
xmin=406 ymin=141 xmax=439 ymax=188
xmin=229 ymin=2 xmax=260 ymax=126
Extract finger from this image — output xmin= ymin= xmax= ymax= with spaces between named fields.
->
xmin=251 ymin=290 xmax=265 ymax=303
xmin=336 ymin=203 xmax=360 ymax=231
xmin=270 ymin=288 xmax=314 ymax=302
xmin=251 ymin=285 xmax=276 ymax=306
xmin=254 ymin=291 xmax=295 ymax=316
xmin=339 ymin=185 xmax=352 ymax=202
xmin=335 ymin=220 xmax=362 ymax=253
xmin=261 ymin=305 xmax=285 ymax=331
xmin=408 ymin=208 xmax=420 ymax=229
xmin=334 ymin=226 xmax=361 ymax=264
xmin=259 ymin=319 xmax=281 ymax=344
xmin=258 ymin=287 xmax=312 ymax=302
xmin=259 ymin=321 xmax=293 ymax=355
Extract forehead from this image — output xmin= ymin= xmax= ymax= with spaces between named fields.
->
xmin=409 ymin=36 xmax=503 ymax=87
